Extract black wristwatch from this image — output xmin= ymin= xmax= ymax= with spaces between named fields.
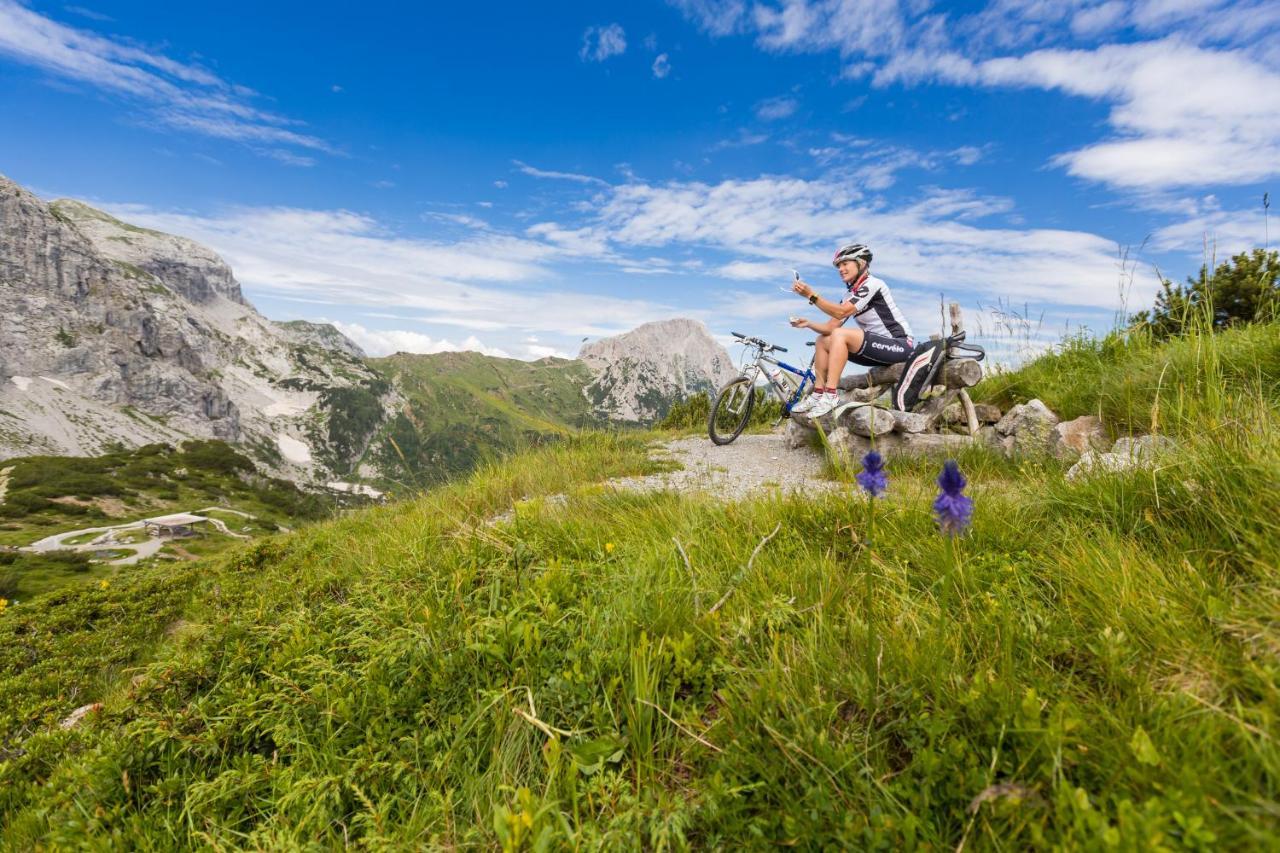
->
xmin=808 ymin=294 xmax=818 ymax=305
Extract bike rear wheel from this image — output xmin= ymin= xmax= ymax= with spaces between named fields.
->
xmin=708 ymin=378 xmax=756 ymax=445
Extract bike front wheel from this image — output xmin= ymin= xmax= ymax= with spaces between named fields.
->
xmin=708 ymin=378 xmax=756 ymax=445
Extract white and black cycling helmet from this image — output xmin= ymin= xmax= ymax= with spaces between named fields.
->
xmin=832 ymin=242 xmax=872 ymax=267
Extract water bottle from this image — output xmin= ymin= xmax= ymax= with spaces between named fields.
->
xmin=767 ymin=367 xmax=790 ymax=397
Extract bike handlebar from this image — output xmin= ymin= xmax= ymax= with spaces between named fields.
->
xmin=730 ymin=331 xmax=786 ymax=353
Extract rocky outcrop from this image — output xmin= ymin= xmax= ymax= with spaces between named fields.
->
xmin=1050 ymin=415 xmax=1109 ymax=460
xmin=581 ymin=319 xmax=736 ymax=422
xmin=995 ymin=399 xmax=1060 ymax=454
xmin=1067 ymin=434 xmax=1176 ymax=481
xmin=275 ymin=320 xmax=366 ymax=358
xmin=0 ymin=173 xmax=389 ymax=479
xmin=50 ymin=199 xmax=247 ymax=305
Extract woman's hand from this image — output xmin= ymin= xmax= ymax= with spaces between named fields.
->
xmin=789 ymin=316 xmax=808 ymax=329
xmin=792 ymin=280 xmax=814 ymax=299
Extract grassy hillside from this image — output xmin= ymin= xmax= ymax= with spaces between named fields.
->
xmin=0 ymin=324 xmax=1277 ymax=848
xmin=0 ymin=441 xmax=346 ymax=599
xmin=362 ymin=351 xmax=606 ymax=490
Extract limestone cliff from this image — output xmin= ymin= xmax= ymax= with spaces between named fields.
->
xmin=0 ymin=174 xmax=386 ymax=480
xmin=580 ymin=319 xmax=737 ymax=422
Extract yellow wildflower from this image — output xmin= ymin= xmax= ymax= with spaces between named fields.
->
xmin=604 ymin=542 xmax=615 ymax=554
xmin=0 ymin=598 xmax=8 ymax=614
xmin=99 ymin=579 xmax=110 ymax=590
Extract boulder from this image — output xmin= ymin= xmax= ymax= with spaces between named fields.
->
xmin=845 ymin=385 xmax=883 ymax=403
xmin=1050 ymin=415 xmax=1109 ymax=459
xmin=784 ymin=418 xmax=814 ymax=450
xmin=842 ymin=405 xmax=896 ymax=437
xmin=994 ymin=399 xmax=1059 ymax=453
xmin=1065 ymin=434 xmax=1176 ymax=481
xmin=1111 ymin=434 xmax=1176 ymax=460
xmin=891 ymin=409 xmax=935 ymax=433
xmin=974 ymin=403 xmax=1002 ymax=423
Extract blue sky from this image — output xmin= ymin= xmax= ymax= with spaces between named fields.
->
xmin=1 ymin=0 xmax=1276 ymax=361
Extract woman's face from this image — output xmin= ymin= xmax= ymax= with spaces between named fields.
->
xmin=837 ymin=259 xmax=864 ymax=283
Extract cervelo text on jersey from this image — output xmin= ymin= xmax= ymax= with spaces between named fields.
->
xmin=840 ymin=275 xmax=913 ymax=342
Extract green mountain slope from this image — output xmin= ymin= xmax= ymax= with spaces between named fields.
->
xmin=2 ymin=323 xmax=1278 ymax=848
xmin=358 ymin=351 xmax=606 ymax=490
xmin=0 ymin=441 xmax=354 ymax=600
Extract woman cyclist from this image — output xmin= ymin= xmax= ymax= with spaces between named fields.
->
xmin=789 ymin=242 xmax=914 ymax=418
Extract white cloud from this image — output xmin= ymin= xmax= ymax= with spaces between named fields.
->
xmin=332 ymin=322 xmax=511 ymax=359
xmin=580 ymin=23 xmax=627 ymax=62
xmin=754 ymin=95 xmax=798 ymax=121
xmin=0 ymin=1 xmax=331 ymax=160
xmin=883 ymin=39 xmax=1280 ymax=190
xmin=672 ymin=1 xmax=1280 ymax=192
xmin=88 ymin=199 xmax=685 ymax=343
xmin=667 ymin=0 xmax=748 ymax=37
xmin=652 ymin=53 xmax=671 ymax=78
xmin=513 ymin=159 xmax=608 ymax=186
xmin=586 ymin=175 xmax=1130 ymax=309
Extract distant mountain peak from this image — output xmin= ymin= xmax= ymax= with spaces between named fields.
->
xmin=579 ymin=318 xmax=736 ymax=422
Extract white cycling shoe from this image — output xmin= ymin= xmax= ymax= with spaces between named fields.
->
xmin=806 ymin=393 xmax=841 ymax=418
xmin=789 ymin=393 xmax=820 ymax=415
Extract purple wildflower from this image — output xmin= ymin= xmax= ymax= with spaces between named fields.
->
xmin=856 ymin=450 xmax=888 ymax=498
xmin=933 ymin=459 xmax=973 ymax=536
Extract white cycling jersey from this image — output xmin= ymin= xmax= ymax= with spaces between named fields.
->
xmin=840 ymin=274 xmax=913 ymax=342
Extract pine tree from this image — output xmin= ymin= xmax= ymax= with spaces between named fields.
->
xmin=1132 ymin=248 xmax=1279 ymax=338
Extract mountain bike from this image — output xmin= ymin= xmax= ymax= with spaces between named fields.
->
xmin=708 ymin=331 xmax=817 ymax=445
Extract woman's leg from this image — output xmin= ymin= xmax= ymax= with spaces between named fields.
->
xmin=813 ymin=335 xmax=831 ymax=382
xmin=824 ymin=326 xmax=864 ymax=388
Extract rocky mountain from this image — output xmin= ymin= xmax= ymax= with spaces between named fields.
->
xmin=0 ymin=172 xmax=735 ymax=490
xmin=0 ymin=174 xmax=389 ymax=482
xmin=580 ymin=318 xmax=737 ymax=422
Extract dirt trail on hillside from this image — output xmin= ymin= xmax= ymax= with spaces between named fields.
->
xmin=609 ymin=433 xmax=840 ymax=501
xmin=0 ymin=466 xmax=11 ymax=506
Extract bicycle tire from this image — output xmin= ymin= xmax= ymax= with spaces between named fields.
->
xmin=708 ymin=378 xmax=755 ymax=445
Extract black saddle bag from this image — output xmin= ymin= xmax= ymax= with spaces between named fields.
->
xmin=890 ymin=332 xmax=985 ymax=411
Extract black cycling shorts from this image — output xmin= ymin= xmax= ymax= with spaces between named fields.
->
xmin=850 ymin=332 xmax=913 ymax=367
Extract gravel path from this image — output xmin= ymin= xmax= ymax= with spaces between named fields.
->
xmin=609 ymin=432 xmax=840 ymax=501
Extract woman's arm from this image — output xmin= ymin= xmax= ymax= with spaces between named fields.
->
xmin=792 ymin=316 xmax=843 ymax=334
xmin=791 ymin=280 xmax=856 ymax=321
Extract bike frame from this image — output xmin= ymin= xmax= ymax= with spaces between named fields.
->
xmin=727 ymin=341 xmax=817 ymax=418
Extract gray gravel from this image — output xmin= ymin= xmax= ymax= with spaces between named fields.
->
xmin=609 ymin=432 xmax=840 ymax=501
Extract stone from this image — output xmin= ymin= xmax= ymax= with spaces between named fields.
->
xmin=1065 ymin=434 xmax=1177 ymax=481
xmin=974 ymin=403 xmax=1002 ymax=423
xmin=994 ymin=399 xmax=1060 ymax=453
xmin=1050 ymin=415 xmax=1108 ymax=459
xmin=784 ymin=418 xmax=815 ymax=450
xmin=891 ymin=409 xmax=935 ymax=433
xmin=842 ymin=405 xmax=896 ymax=437
xmin=1111 ymin=434 xmax=1176 ymax=459
xmin=59 ymin=702 xmax=103 ymax=730
xmin=845 ymin=385 xmax=882 ymax=403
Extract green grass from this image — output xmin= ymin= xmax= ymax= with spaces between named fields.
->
xmin=1 ymin=325 xmax=1278 ymax=848
xmin=973 ymin=320 xmax=1280 ymax=435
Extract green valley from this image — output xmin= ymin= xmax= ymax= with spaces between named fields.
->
xmin=356 ymin=351 xmax=607 ymax=490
